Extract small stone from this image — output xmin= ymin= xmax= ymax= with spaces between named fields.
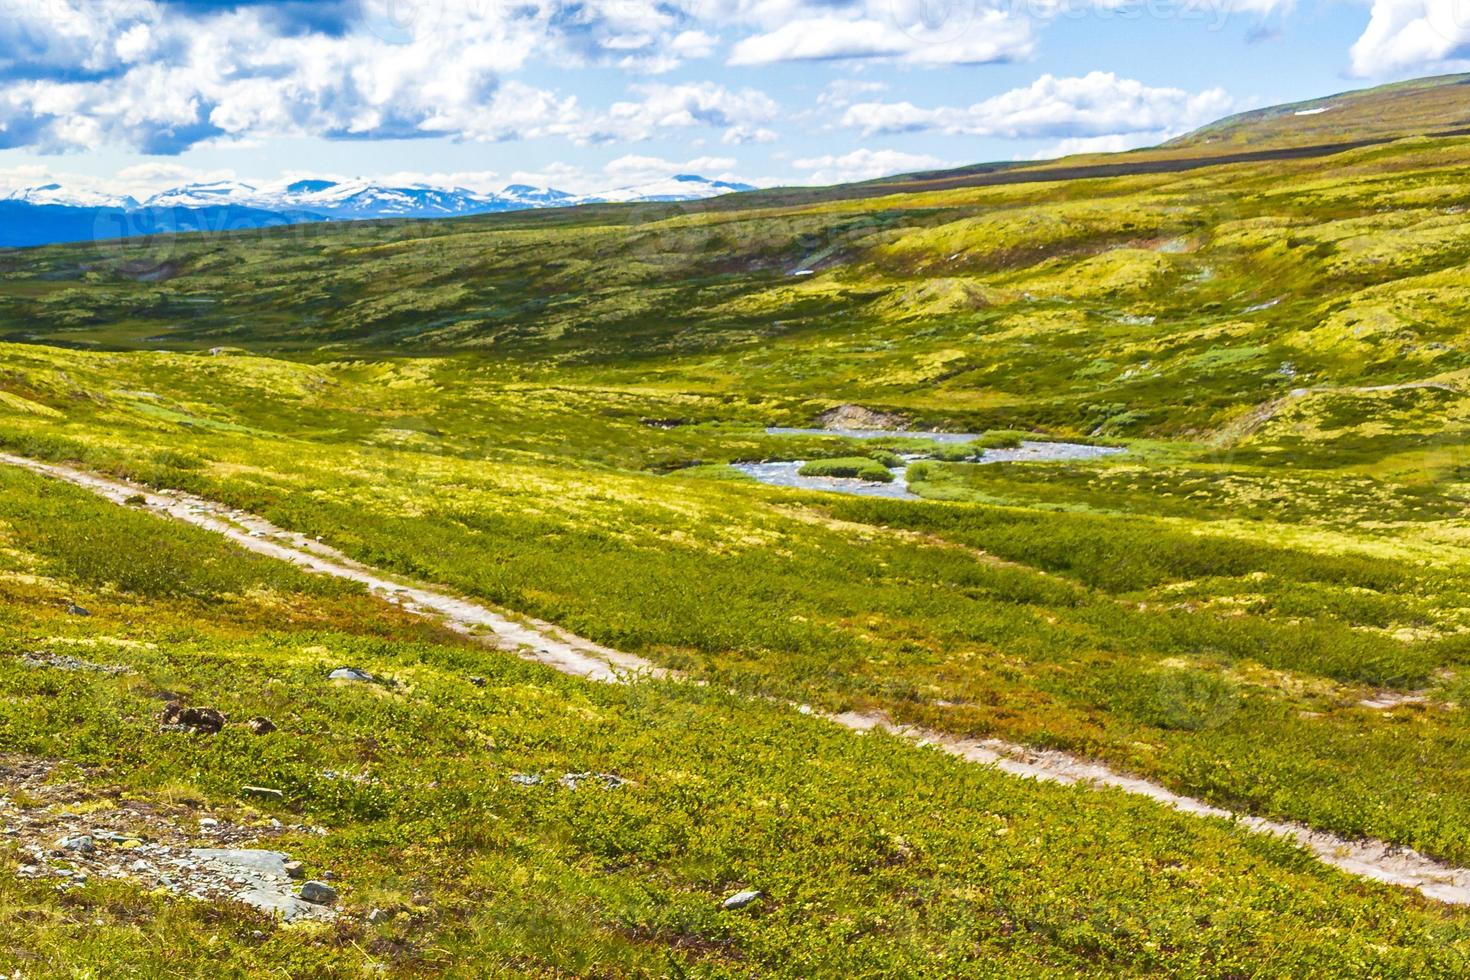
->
xmin=328 ymin=667 xmax=374 ymax=683
xmin=241 ymin=786 xmax=284 ymax=801
xmin=469 ymin=676 xmax=486 ymax=687
xmin=283 ymin=860 xmax=305 ymax=879
xmin=199 ymin=818 xmax=219 ymax=828
xmin=367 ymin=907 xmax=390 ymax=924
xmin=558 ymin=772 xmax=592 ymax=790
xmin=298 ymin=880 xmax=338 ymax=905
xmin=246 ymin=716 xmax=277 ymax=735
xmin=321 ymin=870 xmax=335 ymax=881
xmin=130 ymin=860 xmax=150 ymax=872
xmin=721 ymin=889 xmax=762 ymax=911
xmin=66 ymin=603 xmax=90 ymax=617
xmin=509 ymin=773 xmax=542 ymax=786
xmin=57 ymin=835 xmax=95 ymax=855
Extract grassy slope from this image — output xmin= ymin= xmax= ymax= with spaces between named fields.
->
xmin=4 ymin=76 xmax=1470 ymax=970
xmin=8 ymin=467 xmax=1470 ymax=975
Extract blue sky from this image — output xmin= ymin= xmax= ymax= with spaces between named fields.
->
xmin=0 ymin=0 xmax=1461 ymax=197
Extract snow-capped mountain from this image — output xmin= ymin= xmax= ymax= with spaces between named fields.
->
xmin=141 ymin=180 xmax=260 ymax=208
xmin=0 ymin=172 xmax=758 ymax=248
xmin=596 ymin=173 xmax=756 ymax=203
xmin=5 ymin=183 xmax=138 ymax=209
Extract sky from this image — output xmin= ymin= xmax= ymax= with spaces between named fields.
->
xmin=0 ymin=0 xmax=1462 ymax=198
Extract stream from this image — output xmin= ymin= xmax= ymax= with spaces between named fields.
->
xmin=734 ymin=430 xmax=1125 ymax=499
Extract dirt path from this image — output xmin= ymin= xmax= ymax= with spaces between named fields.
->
xmin=8 ymin=451 xmax=1470 ymax=906
xmin=0 ymin=453 xmax=657 ymax=684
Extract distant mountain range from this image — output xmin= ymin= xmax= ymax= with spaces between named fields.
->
xmin=0 ymin=173 xmax=757 ymax=249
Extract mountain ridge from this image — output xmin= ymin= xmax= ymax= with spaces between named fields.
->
xmin=0 ymin=173 xmax=758 ymax=248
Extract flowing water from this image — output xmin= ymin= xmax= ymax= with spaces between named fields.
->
xmin=735 ymin=432 xmax=1125 ymax=499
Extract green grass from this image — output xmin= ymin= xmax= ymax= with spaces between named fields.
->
xmin=1 ymin=466 xmax=1470 ymax=975
xmin=797 ymin=457 xmax=895 ymax=481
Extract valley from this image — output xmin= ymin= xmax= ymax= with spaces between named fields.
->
xmin=3 ymin=73 xmax=1470 ymax=974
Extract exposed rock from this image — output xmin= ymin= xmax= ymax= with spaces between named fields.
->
xmin=367 ymin=907 xmax=391 ymax=924
xmin=509 ymin=773 xmax=542 ymax=786
xmin=193 ymin=848 xmax=292 ymax=878
xmin=328 ymin=667 xmax=375 ymax=683
xmin=722 ymin=889 xmax=762 ymax=910
xmin=55 ymin=835 xmax=94 ymax=855
xmin=20 ymin=651 xmax=129 ymax=675
xmin=189 ymin=850 xmax=335 ymax=922
xmin=469 ymin=676 xmax=487 ymax=687
xmin=246 ymin=716 xmax=277 ymax=735
xmin=817 ymin=404 xmax=905 ymax=431
xmin=299 ymin=880 xmax=338 ymax=905
xmin=283 ymin=860 xmax=305 ymax=879
xmin=161 ymin=701 xmax=226 ymax=735
xmin=558 ymin=772 xmax=627 ymax=790
xmin=65 ymin=603 xmax=90 ymax=617
xmin=241 ymin=786 xmax=285 ymax=802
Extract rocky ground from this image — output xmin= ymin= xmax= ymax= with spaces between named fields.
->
xmin=0 ymin=754 xmax=342 ymax=924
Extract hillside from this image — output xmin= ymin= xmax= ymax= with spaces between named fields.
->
xmin=1168 ymin=73 xmax=1470 ymax=151
xmin=4 ymin=75 xmax=1470 ymax=973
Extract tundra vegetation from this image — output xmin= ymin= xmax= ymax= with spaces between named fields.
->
xmin=3 ymin=76 xmax=1470 ymax=974
xmin=796 ymin=457 xmax=896 ymax=481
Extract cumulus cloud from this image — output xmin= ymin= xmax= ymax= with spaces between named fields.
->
xmin=1349 ymin=0 xmax=1470 ymax=77
xmin=605 ymin=154 xmax=737 ymax=180
xmin=840 ymin=72 xmax=1233 ymax=142
xmin=500 ymin=154 xmax=771 ymax=197
xmin=792 ymin=148 xmax=952 ymax=183
xmin=0 ymin=1 xmax=784 ymax=154
xmin=722 ymin=125 xmax=779 ymax=144
xmin=727 ymin=7 xmax=1034 ymax=66
xmin=1032 ymin=133 xmax=1163 ymax=157
xmin=579 ymin=82 xmax=780 ymax=143
xmin=818 ymin=79 xmax=890 ymax=108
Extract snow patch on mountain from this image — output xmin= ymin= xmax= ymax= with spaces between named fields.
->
xmin=0 ymin=172 xmax=760 ymax=248
xmin=17 ymin=172 xmax=755 ymax=218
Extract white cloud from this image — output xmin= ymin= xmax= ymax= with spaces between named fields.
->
xmin=605 ymin=154 xmax=738 ymax=180
xmin=1031 ymin=133 xmax=1164 ymax=158
xmin=1349 ymin=0 xmax=1470 ymax=77
xmin=728 ymin=9 xmax=1033 ymax=66
xmin=0 ymin=1 xmax=782 ymax=154
xmin=792 ymin=148 xmax=952 ymax=184
xmin=722 ymin=125 xmax=779 ymax=144
xmin=841 ymin=72 xmax=1233 ymax=142
xmin=818 ymin=79 xmax=890 ymax=108
xmin=503 ymin=154 xmax=766 ymax=197
xmin=581 ymin=82 xmax=780 ymax=143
